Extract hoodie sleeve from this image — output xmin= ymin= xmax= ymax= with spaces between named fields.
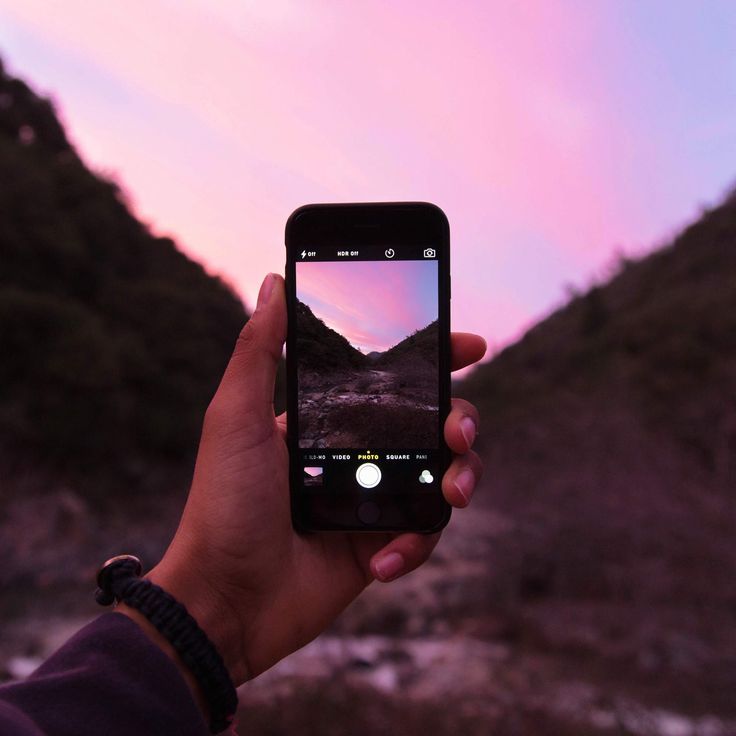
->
xmin=0 ymin=612 xmax=209 ymax=736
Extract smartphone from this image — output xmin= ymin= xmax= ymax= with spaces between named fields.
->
xmin=285 ymin=202 xmax=451 ymax=533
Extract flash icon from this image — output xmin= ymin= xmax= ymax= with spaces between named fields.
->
xmin=301 ymin=251 xmax=307 ymax=259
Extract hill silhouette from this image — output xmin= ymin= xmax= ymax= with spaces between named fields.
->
xmin=0 ymin=58 xmax=247 ymax=488
xmin=295 ymin=298 xmax=439 ymax=372
xmin=456 ymin=193 xmax=736 ymax=714
xmin=375 ymin=319 xmax=438 ymax=369
xmin=295 ymin=300 xmax=365 ymax=371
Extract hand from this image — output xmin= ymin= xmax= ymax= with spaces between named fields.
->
xmin=122 ymin=273 xmax=485 ymax=692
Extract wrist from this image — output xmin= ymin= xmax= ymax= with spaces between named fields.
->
xmin=144 ymin=556 xmax=248 ymax=686
xmin=114 ymin=603 xmax=211 ymax=718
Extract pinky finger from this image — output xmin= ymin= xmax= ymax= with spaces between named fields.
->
xmin=369 ymin=532 xmax=441 ymax=583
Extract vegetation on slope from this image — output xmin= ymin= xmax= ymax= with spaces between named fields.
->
xmin=0 ymin=58 xmax=247 ymax=487
xmin=456 ymin=193 xmax=736 ymax=714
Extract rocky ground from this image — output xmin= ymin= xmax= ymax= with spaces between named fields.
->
xmin=238 ymin=633 xmax=736 ymax=736
xmin=2 ymin=496 xmax=733 ymax=736
xmin=298 ymin=367 xmax=438 ymax=448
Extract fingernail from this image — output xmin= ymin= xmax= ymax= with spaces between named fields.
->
xmin=256 ymin=273 xmax=276 ymax=310
xmin=460 ymin=416 xmax=477 ymax=449
xmin=374 ymin=552 xmax=404 ymax=581
xmin=454 ymin=469 xmax=475 ymax=506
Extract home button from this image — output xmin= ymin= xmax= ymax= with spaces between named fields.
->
xmin=357 ymin=501 xmax=381 ymax=525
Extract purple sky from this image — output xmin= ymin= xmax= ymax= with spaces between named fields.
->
xmin=1 ymin=2 xmax=735 ymax=363
xmin=297 ymin=260 xmax=437 ymax=353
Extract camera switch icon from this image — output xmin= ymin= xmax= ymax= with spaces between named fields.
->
xmin=423 ymin=248 xmax=436 ymax=258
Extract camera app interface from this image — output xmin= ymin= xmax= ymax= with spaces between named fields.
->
xmin=296 ymin=246 xmax=440 ymax=495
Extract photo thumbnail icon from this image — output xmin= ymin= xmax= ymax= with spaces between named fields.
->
xmin=303 ymin=466 xmax=324 ymax=487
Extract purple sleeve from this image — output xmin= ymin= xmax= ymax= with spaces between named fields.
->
xmin=0 ymin=612 xmax=209 ymax=736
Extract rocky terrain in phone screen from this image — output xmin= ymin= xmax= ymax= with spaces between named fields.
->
xmin=296 ymin=300 xmax=439 ymax=448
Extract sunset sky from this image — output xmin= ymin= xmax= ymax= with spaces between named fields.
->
xmin=1 ymin=2 xmax=734 ymax=357
xmin=297 ymin=260 xmax=437 ymax=353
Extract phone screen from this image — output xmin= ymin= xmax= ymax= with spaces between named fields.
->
xmin=286 ymin=203 xmax=450 ymax=531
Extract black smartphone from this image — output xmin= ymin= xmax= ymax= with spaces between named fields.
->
xmin=285 ymin=202 xmax=451 ymax=533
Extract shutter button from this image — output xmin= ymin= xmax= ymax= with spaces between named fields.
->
xmin=355 ymin=462 xmax=381 ymax=489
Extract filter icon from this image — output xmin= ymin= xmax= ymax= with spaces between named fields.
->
xmin=418 ymin=469 xmax=434 ymax=484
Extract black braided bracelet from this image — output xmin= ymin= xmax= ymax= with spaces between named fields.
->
xmin=95 ymin=555 xmax=238 ymax=734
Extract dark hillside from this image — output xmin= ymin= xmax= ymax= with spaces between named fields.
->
xmin=375 ymin=319 xmax=438 ymax=369
xmin=0 ymin=58 xmax=247 ymax=483
xmin=456 ymin=194 xmax=736 ymax=714
xmin=463 ymin=199 xmax=736 ymax=467
xmin=295 ymin=300 xmax=365 ymax=372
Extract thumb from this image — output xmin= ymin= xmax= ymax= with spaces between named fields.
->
xmin=209 ymin=273 xmax=286 ymax=428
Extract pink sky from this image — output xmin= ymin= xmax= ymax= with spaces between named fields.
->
xmin=1 ymin=2 xmax=734 ymax=359
xmin=297 ymin=260 xmax=437 ymax=353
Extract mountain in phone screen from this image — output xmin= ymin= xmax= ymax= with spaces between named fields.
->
xmin=297 ymin=299 xmax=439 ymax=449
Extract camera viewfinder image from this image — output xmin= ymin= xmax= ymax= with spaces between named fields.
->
xmin=296 ymin=259 xmax=438 ymax=449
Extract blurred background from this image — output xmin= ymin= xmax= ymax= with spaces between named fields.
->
xmin=0 ymin=2 xmax=735 ymax=734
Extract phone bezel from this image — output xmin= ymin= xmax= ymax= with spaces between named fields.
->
xmin=285 ymin=202 xmax=451 ymax=533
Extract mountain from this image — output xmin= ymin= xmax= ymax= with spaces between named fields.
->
xmin=375 ymin=319 xmax=438 ymax=369
xmin=296 ymin=299 xmax=366 ymax=372
xmin=296 ymin=297 xmax=439 ymax=376
xmin=0 ymin=58 xmax=247 ymax=489
xmin=456 ymin=193 xmax=736 ymax=713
